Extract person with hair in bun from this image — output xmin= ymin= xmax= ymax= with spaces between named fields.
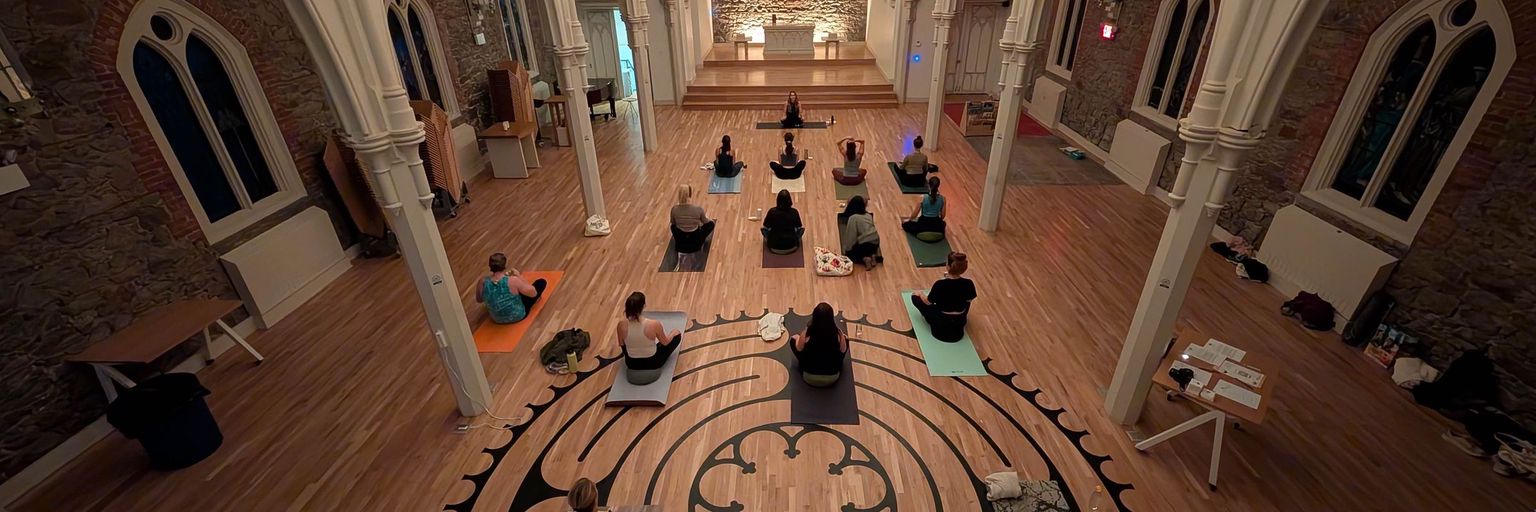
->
xmin=911 ymin=252 xmax=975 ymax=342
xmin=567 ymin=477 xmax=599 ymax=512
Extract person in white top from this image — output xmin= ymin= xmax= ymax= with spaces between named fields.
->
xmin=614 ymin=292 xmax=682 ymax=369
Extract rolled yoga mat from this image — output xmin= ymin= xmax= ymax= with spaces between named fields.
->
xmin=472 ymin=271 xmax=565 ymax=353
xmin=904 ymin=231 xmax=953 ymax=268
xmin=888 ymin=163 xmax=928 ymax=194
xmin=782 ymin=314 xmax=858 ymax=425
xmin=659 ymin=238 xmax=712 ymax=272
xmin=756 ymin=121 xmax=829 ymax=129
xmin=607 ymin=311 xmax=689 ymax=407
xmin=901 ymin=290 xmax=985 ymax=376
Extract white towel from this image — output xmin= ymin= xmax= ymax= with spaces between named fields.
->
xmin=984 ymin=471 xmax=1022 ymax=501
xmin=758 ymin=313 xmax=786 ymax=341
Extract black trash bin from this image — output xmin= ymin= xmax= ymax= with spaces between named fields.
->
xmin=106 ymin=372 xmax=222 ymax=469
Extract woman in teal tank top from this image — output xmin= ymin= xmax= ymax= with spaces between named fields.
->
xmin=475 ymin=253 xmax=547 ymax=324
xmin=902 ymin=176 xmax=948 ymax=238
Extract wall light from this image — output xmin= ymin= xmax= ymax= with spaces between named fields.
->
xmin=912 ymin=54 xmax=921 ymax=62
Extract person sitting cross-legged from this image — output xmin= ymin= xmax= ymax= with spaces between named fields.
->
xmin=911 ymin=252 xmax=976 ymax=343
xmin=715 ymin=135 xmax=744 ymax=177
xmin=762 ymin=190 xmax=805 ymax=254
xmin=475 ymin=252 xmax=547 ymax=324
xmin=901 ymin=176 xmax=947 ymax=241
xmin=890 ymin=136 xmax=937 ymax=188
xmin=614 ymin=292 xmax=684 ymax=377
xmin=792 ymin=302 xmax=849 ymax=387
xmin=770 ymin=132 xmax=808 ymax=180
xmin=829 ymin=137 xmax=867 ymax=185
xmin=670 ymin=184 xmax=715 ymax=254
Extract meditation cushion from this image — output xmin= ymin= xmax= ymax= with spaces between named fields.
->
xmin=915 ymin=231 xmax=946 ymax=243
xmin=626 ymin=366 xmax=664 ymax=385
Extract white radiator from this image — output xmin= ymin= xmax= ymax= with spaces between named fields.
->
xmin=220 ymin=206 xmax=352 ymax=329
xmin=1028 ymin=77 xmax=1066 ymax=130
xmin=1258 ymin=205 xmax=1398 ymax=326
xmin=1108 ymin=119 xmax=1170 ymax=194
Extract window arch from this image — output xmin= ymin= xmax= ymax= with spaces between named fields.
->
xmin=1047 ymin=0 xmax=1086 ymax=77
xmin=117 ymin=0 xmax=302 ymax=242
xmin=499 ymin=0 xmax=540 ymax=76
xmin=386 ymin=0 xmax=458 ymax=113
xmin=1134 ymin=0 xmax=1213 ymax=124
xmin=1303 ymin=0 xmax=1514 ymax=243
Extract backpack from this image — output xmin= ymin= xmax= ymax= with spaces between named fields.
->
xmin=539 ymin=328 xmax=591 ymax=365
xmin=1282 ymin=291 xmax=1336 ymax=331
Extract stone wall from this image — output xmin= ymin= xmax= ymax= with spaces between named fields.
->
xmin=710 ymin=0 xmax=867 ymax=42
xmin=1054 ymin=0 xmax=1159 ymax=151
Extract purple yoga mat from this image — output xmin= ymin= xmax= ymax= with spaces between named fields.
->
xmin=762 ymin=246 xmax=806 ymax=268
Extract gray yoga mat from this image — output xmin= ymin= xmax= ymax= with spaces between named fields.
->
xmin=709 ymin=174 xmax=742 ymax=194
xmin=782 ymin=314 xmax=858 ymax=425
xmin=607 ymin=311 xmax=688 ymax=407
xmin=659 ymin=238 xmax=712 ymax=272
xmin=756 ymin=121 xmax=829 ymax=129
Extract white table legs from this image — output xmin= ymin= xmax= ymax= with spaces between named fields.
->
xmin=91 ymin=364 xmax=136 ymax=402
xmin=488 ymin=136 xmax=541 ymax=179
xmin=1135 ymin=409 xmax=1227 ymax=489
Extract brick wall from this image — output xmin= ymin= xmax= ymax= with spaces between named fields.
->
xmin=710 ymin=0 xmax=868 ymax=42
xmin=1054 ymin=0 xmax=1158 ymax=151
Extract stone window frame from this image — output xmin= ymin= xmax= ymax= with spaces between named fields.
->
xmin=387 ymin=0 xmax=462 ymax=116
xmin=1300 ymin=0 xmax=1514 ymax=245
xmin=1131 ymin=0 xmax=1213 ymax=131
xmin=498 ymin=0 xmax=541 ymax=77
xmin=116 ymin=0 xmax=305 ymax=244
xmin=1045 ymin=0 xmax=1086 ymax=79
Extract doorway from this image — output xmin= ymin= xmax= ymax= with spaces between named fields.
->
xmin=613 ymin=10 xmax=636 ymax=98
xmin=945 ymin=0 xmax=1007 ymax=95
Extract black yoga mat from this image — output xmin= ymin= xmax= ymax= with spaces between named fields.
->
xmin=658 ymin=238 xmax=712 ymax=272
xmin=756 ymin=121 xmax=830 ymax=129
xmin=782 ymin=314 xmax=858 ymax=425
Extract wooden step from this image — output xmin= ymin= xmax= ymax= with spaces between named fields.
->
xmin=702 ymin=58 xmax=877 ymax=68
xmin=685 ymin=84 xmax=894 ymax=94
xmin=680 ymin=99 xmax=900 ymax=110
xmin=683 ymin=91 xmax=898 ymax=103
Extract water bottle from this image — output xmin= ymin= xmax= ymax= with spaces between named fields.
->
xmin=565 ymin=351 xmax=579 ymax=374
xmin=753 ymin=207 xmax=763 ymax=220
xmin=1088 ymin=485 xmax=1105 ymax=511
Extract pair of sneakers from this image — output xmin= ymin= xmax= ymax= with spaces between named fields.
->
xmin=1443 ymin=429 xmax=1536 ymax=480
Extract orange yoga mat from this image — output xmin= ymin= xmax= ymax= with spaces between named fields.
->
xmin=472 ymin=270 xmax=564 ymax=353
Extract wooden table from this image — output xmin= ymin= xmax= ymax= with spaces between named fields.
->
xmin=586 ymin=78 xmax=616 ymax=121
xmin=544 ymin=95 xmax=571 ymax=147
xmin=66 ymin=299 xmax=264 ymax=402
xmin=478 ymin=119 xmax=541 ymax=179
xmin=1137 ymin=331 xmax=1280 ymax=489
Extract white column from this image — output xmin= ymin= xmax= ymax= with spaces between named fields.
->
xmin=892 ymin=0 xmax=916 ymax=101
xmin=1104 ymin=0 xmax=1325 ymax=424
xmin=282 ymin=0 xmax=492 ymax=416
xmin=977 ymin=0 xmax=1048 ymax=232
xmin=663 ymin=0 xmax=687 ymax=103
xmin=622 ymin=0 xmax=659 ymax=151
xmin=549 ymin=0 xmax=610 ymax=225
xmin=922 ymin=0 xmax=957 ymax=149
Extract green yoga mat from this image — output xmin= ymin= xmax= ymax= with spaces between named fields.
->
xmin=905 ymin=232 xmax=952 ymax=267
xmin=834 ymin=181 xmax=868 ymax=200
xmin=901 ymin=291 xmax=985 ymax=376
xmin=888 ymin=163 xmax=928 ymax=194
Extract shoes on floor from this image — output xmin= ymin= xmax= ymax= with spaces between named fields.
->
xmin=1442 ymin=430 xmax=1491 ymax=458
xmin=1494 ymin=433 xmax=1536 ymax=481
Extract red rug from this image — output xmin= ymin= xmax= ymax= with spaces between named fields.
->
xmin=943 ymin=102 xmax=1052 ymax=137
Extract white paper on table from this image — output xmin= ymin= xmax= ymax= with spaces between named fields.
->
xmin=1171 ymin=361 xmax=1213 ymax=389
xmin=1205 ymin=339 xmax=1247 ymax=363
xmin=1218 ymin=360 xmax=1265 ymax=387
xmin=1213 ymin=380 xmax=1262 ymax=409
xmin=1181 ymin=344 xmax=1227 ymax=367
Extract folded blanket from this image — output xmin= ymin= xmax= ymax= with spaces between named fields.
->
xmin=758 ymin=313 xmax=786 ymax=341
xmin=985 ymin=471 xmax=1022 ymax=501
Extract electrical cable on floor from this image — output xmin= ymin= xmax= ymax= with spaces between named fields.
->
xmin=434 ymin=330 xmax=528 ymax=432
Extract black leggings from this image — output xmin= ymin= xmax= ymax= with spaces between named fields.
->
xmin=911 ymin=294 xmax=968 ymax=342
xmin=715 ymin=161 xmax=744 ymax=178
xmin=891 ymin=162 xmax=936 ymax=188
xmin=671 ymin=221 xmax=716 ymax=254
xmin=771 ymin=160 xmax=806 ymax=180
xmin=625 ymin=333 xmax=683 ymax=370
xmin=520 ymin=279 xmax=549 ymax=311
xmin=902 ymin=216 xmax=946 ymax=235
xmin=847 ymin=241 xmax=879 ymax=262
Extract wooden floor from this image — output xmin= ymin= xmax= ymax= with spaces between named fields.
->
xmin=15 ymin=103 xmax=1536 ymax=511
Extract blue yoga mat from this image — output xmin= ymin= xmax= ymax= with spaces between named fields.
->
xmin=709 ymin=174 xmax=742 ymax=194
xmin=901 ymin=291 xmax=985 ymax=376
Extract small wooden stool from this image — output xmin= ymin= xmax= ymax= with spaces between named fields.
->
xmin=731 ymin=33 xmax=750 ymax=60
xmin=824 ymin=33 xmax=842 ymax=58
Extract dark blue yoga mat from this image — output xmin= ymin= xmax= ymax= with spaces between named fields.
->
xmin=782 ymin=314 xmax=857 ymax=425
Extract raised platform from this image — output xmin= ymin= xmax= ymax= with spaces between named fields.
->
xmin=686 ymin=43 xmax=898 ymax=111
